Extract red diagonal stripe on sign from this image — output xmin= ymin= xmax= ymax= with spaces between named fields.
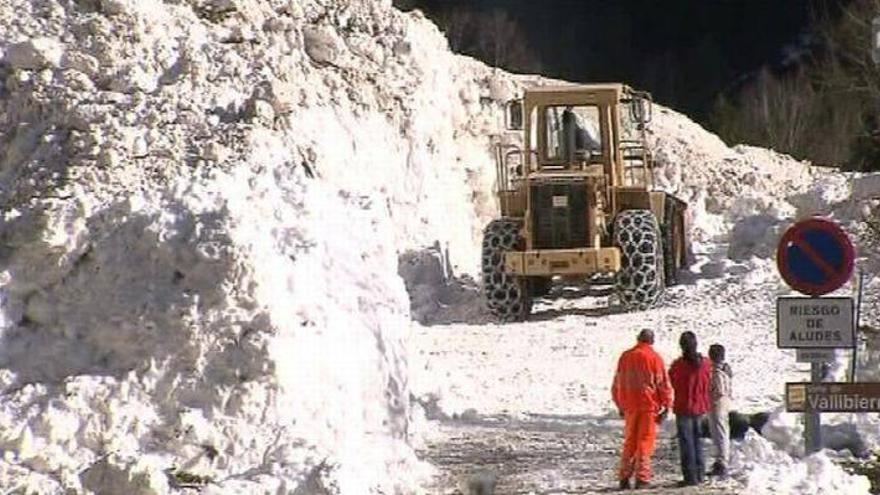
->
xmin=791 ymin=235 xmax=838 ymax=279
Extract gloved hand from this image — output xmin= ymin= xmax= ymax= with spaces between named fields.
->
xmin=618 ymin=409 xmax=624 ymax=418
xmin=656 ymin=408 xmax=668 ymax=424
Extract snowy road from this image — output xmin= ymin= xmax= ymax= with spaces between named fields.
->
xmin=422 ymin=416 xmax=737 ymax=495
xmin=418 ymin=413 xmax=738 ymax=494
xmin=411 ymin=245 xmax=820 ymax=493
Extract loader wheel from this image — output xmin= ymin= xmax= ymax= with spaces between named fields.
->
xmin=481 ymin=218 xmax=532 ymax=322
xmin=613 ymin=210 xmax=665 ymax=310
xmin=663 ymin=198 xmax=685 ymax=286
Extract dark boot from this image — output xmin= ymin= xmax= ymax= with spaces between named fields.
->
xmin=618 ymin=478 xmax=631 ymax=490
xmin=635 ymin=479 xmax=651 ymax=489
xmin=709 ymin=461 xmax=727 ymax=477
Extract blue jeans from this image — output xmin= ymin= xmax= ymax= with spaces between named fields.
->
xmin=676 ymin=414 xmax=706 ymax=484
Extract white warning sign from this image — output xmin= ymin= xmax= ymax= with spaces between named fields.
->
xmin=777 ymin=297 xmax=854 ymax=349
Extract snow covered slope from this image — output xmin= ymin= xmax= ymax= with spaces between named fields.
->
xmin=0 ymin=0 xmax=516 ymax=492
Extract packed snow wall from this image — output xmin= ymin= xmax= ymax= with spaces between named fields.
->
xmin=0 ymin=0 xmax=514 ymax=492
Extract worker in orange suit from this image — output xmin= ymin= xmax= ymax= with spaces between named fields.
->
xmin=611 ymin=328 xmax=673 ymax=490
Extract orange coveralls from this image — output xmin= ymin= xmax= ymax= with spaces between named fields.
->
xmin=611 ymin=342 xmax=673 ymax=483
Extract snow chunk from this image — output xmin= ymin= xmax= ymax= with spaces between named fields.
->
xmin=303 ymin=25 xmax=344 ymax=66
xmin=80 ymin=454 xmax=170 ymax=495
xmin=734 ymin=430 xmax=871 ymax=495
xmin=5 ymin=38 xmax=64 ymax=70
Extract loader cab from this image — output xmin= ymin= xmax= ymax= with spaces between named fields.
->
xmin=506 ymin=84 xmax=653 ymax=188
xmin=523 ymin=85 xmax=616 ymax=174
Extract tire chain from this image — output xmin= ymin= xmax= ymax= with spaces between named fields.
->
xmin=481 ymin=218 xmax=532 ymax=321
xmin=613 ymin=210 xmax=665 ymax=310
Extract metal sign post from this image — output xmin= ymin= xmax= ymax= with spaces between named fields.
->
xmin=873 ymin=17 xmax=880 ymax=65
xmin=804 ymin=364 xmax=823 ymax=453
xmin=852 ymin=271 xmax=865 ymax=382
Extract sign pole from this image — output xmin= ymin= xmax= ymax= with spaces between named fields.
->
xmin=873 ymin=16 xmax=880 ymax=66
xmin=852 ymin=270 xmax=865 ymax=382
xmin=805 ymin=363 xmax=823 ymax=454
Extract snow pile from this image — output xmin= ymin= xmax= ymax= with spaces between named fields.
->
xmin=397 ymin=245 xmax=488 ymax=325
xmin=759 ymin=328 xmax=880 ymax=465
xmin=0 ymin=0 xmax=516 ymax=492
xmin=733 ymin=430 xmax=871 ymax=495
xmin=646 ymin=106 xmax=870 ymax=262
xmin=761 ymin=407 xmax=810 ymax=457
xmin=761 ymin=406 xmax=870 ymax=459
xmin=755 ymin=325 xmax=880 ymax=465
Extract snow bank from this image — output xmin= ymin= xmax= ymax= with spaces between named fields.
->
xmin=747 ymin=318 xmax=880 ymax=471
xmin=644 ymin=104 xmax=880 ymax=282
xmin=733 ymin=430 xmax=871 ymax=495
xmin=758 ymin=406 xmax=869 ymax=459
xmin=647 ymin=106 xmax=871 ymax=258
xmin=757 ymin=330 xmax=880 ymax=466
xmin=397 ymin=245 xmax=488 ymax=325
xmin=0 ymin=0 xmax=514 ymax=492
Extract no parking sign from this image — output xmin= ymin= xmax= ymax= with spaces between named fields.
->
xmin=776 ymin=218 xmax=855 ymax=296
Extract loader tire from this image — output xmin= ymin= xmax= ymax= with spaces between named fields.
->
xmin=613 ymin=210 xmax=665 ymax=310
xmin=663 ymin=198 xmax=684 ymax=286
xmin=481 ymin=218 xmax=531 ymax=322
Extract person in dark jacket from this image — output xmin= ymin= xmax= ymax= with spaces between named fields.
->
xmin=668 ymin=331 xmax=712 ymax=487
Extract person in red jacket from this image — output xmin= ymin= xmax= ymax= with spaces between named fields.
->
xmin=611 ymin=329 xmax=673 ymax=490
xmin=668 ymin=331 xmax=712 ymax=487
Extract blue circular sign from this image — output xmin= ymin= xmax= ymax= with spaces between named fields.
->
xmin=777 ymin=218 xmax=855 ymax=296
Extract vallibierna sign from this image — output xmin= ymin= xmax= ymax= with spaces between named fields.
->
xmin=786 ymin=383 xmax=880 ymax=413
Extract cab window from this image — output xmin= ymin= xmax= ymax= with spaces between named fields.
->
xmin=544 ymin=105 xmax=602 ymax=162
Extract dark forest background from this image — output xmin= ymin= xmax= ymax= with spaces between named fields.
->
xmin=395 ymin=0 xmax=880 ymax=171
